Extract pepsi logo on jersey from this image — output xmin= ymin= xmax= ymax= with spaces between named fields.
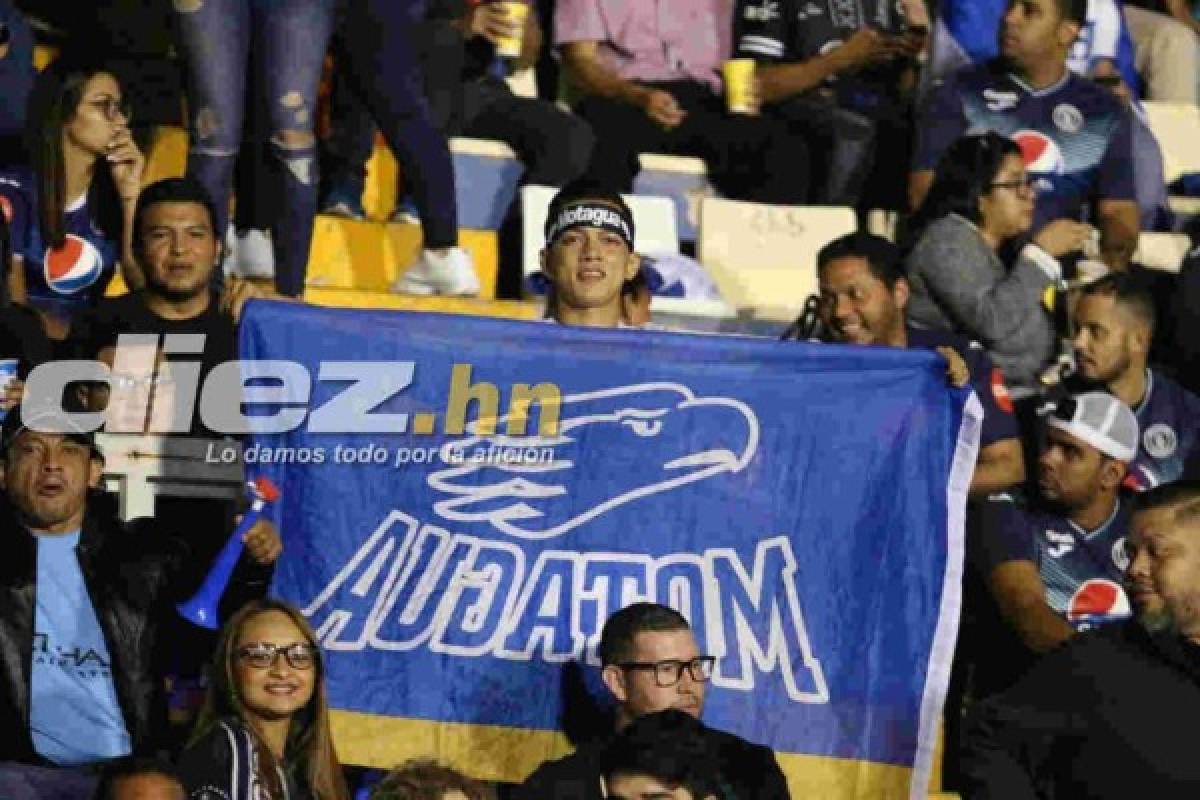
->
xmin=44 ymin=234 xmax=104 ymax=295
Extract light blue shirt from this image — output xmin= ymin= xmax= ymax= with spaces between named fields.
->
xmin=30 ymin=530 xmax=132 ymax=765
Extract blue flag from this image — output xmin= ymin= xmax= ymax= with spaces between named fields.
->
xmin=240 ymin=302 xmax=979 ymax=799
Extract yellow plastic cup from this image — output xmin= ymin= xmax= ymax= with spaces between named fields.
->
xmin=723 ymin=59 xmax=756 ymax=114
xmin=493 ymin=1 xmax=530 ymax=60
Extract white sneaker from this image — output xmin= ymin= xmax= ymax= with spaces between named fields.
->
xmin=236 ymin=228 xmax=275 ymax=280
xmin=392 ymin=247 xmax=480 ymax=296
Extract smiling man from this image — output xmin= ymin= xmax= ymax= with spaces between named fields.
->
xmin=814 ymin=232 xmax=1025 ymax=498
xmin=540 ymin=180 xmax=642 ymax=328
xmin=514 ymin=603 xmax=788 ymax=800
xmin=963 ymin=481 xmax=1200 ymax=797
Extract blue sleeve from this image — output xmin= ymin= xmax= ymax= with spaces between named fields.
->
xmin=976 ymin=499 xmax=1036 ymax=573
xmin=913 ymin=75 xmax=967 ymax=171
xmin=968 ymin=348 xmax=1021 ymax=447
xmin=1096 ymin=106 xmax=1137 ymax=202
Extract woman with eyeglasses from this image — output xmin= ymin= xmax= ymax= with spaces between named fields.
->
xmin=178 ymin=599 xmax=350 ymax=800
xmin=0 ymin=53 xmax=144 ymax=340
xmin=904 ymin=132 xmax=1093 ymax=391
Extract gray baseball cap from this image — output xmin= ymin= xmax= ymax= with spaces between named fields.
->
xmin=1047 ymin=391 xmax=1138 ymax=463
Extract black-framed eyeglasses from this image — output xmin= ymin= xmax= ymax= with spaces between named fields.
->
xmin=618 ymin=656 xmax=716 ymax=687
xmin=988 ymin=176 xmax=1036 ymax=194
xmin=86 ymin=96 xmax=133 ymax=123
xmin=236 ymin=642 xmax=318 ymax=671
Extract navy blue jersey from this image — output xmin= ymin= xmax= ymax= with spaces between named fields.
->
xmin=0 ymin=167 xmax=118 ymax=323
xmin=914 ymin=60 xmax=1135 ymax=230
xmin=978 ymin=495 xmax=1132 ymax=631
xmin=907 ymin=327 xmax=1019 ymax=447
xmin=1124 ymin=369 xmax=1200 ymax=491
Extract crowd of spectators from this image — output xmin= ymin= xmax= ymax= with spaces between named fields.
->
xmin=0 ymin=0 xmax=1199 ymax=797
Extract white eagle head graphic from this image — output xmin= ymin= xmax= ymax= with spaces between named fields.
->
xmin=426 ymin=383 xmax=759 ymax=540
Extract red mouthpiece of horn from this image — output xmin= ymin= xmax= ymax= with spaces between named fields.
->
xmin=251 ymin=476 xmax=282 ymax=503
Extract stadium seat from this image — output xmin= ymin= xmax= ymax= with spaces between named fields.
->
xmin=698 ymin=198 xmax=856 ymax=320
xmin=33 ymin=44 xmax=59 ymax=70
xmin=448 ymin=137 xmax=525 ymax=229
xmin=1134 ymin=232 xmax=1193 ymax=272
xmin=142 ymin=126 xmax=188 ymax=186
xmin=866 ymin=209 xmax=900 ymax=242
xmin=365 ymin=136 xmax=524 ymax=229
xmin=633 ymin=153 xmax=713 ymax=243
xmin=1142 ymin=102 xmax=1200 ymax=184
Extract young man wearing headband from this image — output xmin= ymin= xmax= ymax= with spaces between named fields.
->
xmin=971 ymin=391 xmax=1139 ymax=695
xmin=540 ymin=180 xmax=642 ymax=328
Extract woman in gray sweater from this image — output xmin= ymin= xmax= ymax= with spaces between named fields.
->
xmin=905 ymin=133 xmax=1091 ymax=392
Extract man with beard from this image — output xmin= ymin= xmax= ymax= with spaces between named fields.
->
xmin=962 ymin=481 xmax=1200 ymax=798
xmin=972 ymin=391 xmax=1139 ymax=694
xmin=1069 ymin=273 xmax=1200 ymax=489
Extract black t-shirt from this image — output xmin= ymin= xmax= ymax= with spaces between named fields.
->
xmin=71 ymin=290 xmax=236 ymax=375
xmin=69 ymin=291 xmax=237 ymax=436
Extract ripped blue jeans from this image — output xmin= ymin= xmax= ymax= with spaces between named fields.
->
xmin=173 ymin=0 xmax=336 ymax=296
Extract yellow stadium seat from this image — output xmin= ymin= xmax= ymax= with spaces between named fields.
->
xmin=33 ymin=45 xmax=59 ymax=71
xmin=362 ymin=136 xmax=400 ymax=221
xmin=697 ymin=198 xmax=857 ymax=321
xmin=142 ymin=126 xmax=189 ymax=186
xmin=1142 ymin=102 xmax=1200 ymax=184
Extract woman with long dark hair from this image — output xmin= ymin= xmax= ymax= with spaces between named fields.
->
xmin=178 ymin=599 xmax=349 ymax=800
xmin=0 ymin=53 xmax=144 ymax=338
xmin=904 ymin=132 xmax=1091 ymax=391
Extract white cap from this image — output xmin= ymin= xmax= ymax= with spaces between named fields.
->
xmin=1046 ymin=391 xmax=1139 ymax=463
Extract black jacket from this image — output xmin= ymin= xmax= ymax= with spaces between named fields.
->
xmin=0 ymin=496 xmax=269 ymax=764
xmin=512 ymin=723 xmax=791 ymax=800
xmin=962 ymin=621 xmax=1200 ymax=799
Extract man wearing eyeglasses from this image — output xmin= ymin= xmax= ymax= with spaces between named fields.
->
xmin=0 ymin=404 xmax=281 ymax=799
xmin=514 ymin=602 xmax=790 ymax=800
